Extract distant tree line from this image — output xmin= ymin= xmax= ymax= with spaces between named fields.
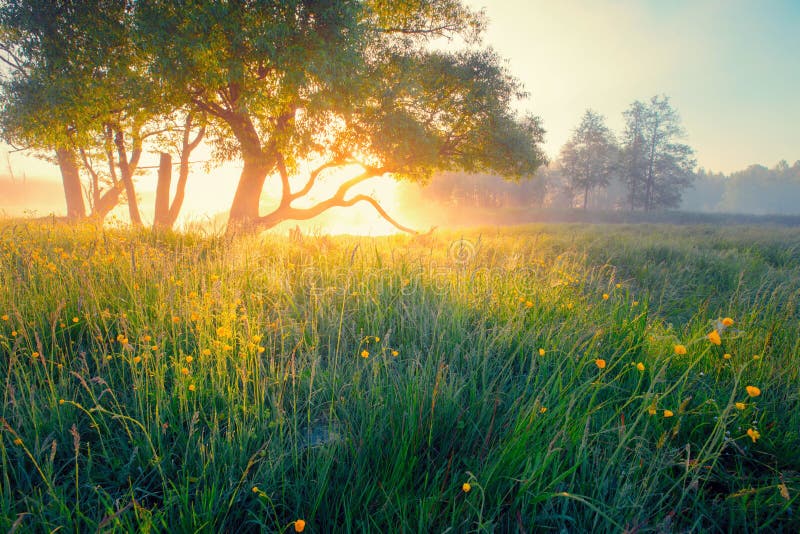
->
xmin=422 ymin=95 xmax=697 ymax=212
xmin=684 ymin=161 xmax=800 ymax=215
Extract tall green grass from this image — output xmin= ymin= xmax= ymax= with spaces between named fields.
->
xmin=1 ymin=221 xmax=798 ymax=531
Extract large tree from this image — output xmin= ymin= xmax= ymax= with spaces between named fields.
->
xmin=621 ymin=96 xmax=695 ymax=211
xmin=558 ymin=109 xmax=618 ymax=209
xmin=135 ymin=0 xmax=546 ymax=233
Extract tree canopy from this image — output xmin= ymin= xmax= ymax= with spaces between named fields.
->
xmin=1 ymin=0 xmax=547 ymax=232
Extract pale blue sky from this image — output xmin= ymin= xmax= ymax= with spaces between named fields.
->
xmin=465 ymin=0 xmax=800 ymax=172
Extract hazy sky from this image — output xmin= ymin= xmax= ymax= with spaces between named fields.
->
xmin=464 ymin=0 xmax=800 ymax=172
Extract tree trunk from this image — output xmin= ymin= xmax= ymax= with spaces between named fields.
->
xmin=55 ymin=148 xmax=86 ymax=220
xmin=226 ymin=111 xmax=276 ymax=231
xmin=228 ymin=157 xmax=271 ymax=229
xmin=167 ymin=152 xmax=190 ymax=227
xmin=154 ymin=152 xmax=172 ymax=228
xmin=583 ymin=183 xmax=589 ymax=210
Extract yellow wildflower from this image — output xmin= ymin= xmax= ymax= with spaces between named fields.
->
xmin=525 ymin=301 xmax=533 ymax=308
xmin=735 ymin=402 xmax=746 ymax=410
xmin=181 ymin=367 xmax=189 ymax=376
xmin=294 ymin=519 xmax=306 ymax=532
xmin=663 ymin=410 xmax=674 ymax=418
xmin=538 ymin=348 xmax=546 ymax=357
xmin=745 ymin=385 xmax=761 ymax=397
xmin=602 ymin=293 xmax=609 ymax=300
xmin=462 ymin=482 xmax=472 ymax=493
xmin=171 ymin=316 xmax=180 ymax=324
xmin=722 ymin=317 xmax=734 ymax=327
xmin=1 ymin=314 xmax=8 ymax=321
xmin=707 ymin=330 xmax=722 ymax=345
xmin=188 ymin=384 xmax=196 ymax=392
xmin=252 ymin=486 xmax=259 ymax=493
xmin=132 ymin=356 xmax=141 ymax=364
xmin=636 ymin=362 xmax=645 ymax=371
xmin=391 ymin=350 xmax=399 ymax=357
xmin=185 ymin=356 xmax=193 ymax=363
xmin=746 ymin=428 xmax=760 ymax=443
xmin=72 ymin=317 xmax=79 ymax=323
xmin=674 ymin=345 xmax=687 ymax=355
xmin=13 ymin=438 xmax=22 ymax=446
xmin=360 ymin=350 xmax=369 ymax=358
xmin=202 ymin=349 xmax=211 ymax=356
xmin=723 ymin=353 xmax=732 ymax=360
xmin=595 ymin=359 xmax=606 ymax=369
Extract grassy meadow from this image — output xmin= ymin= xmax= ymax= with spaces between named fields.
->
xmin=1 ymin=220 xmax=799 ymax=532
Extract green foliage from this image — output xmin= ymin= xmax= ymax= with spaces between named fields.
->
xmin=0 ymin=220 xmax=798 ymax=531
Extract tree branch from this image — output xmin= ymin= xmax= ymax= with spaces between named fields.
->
xmin=289 ymin=158 xmax=349 ymax=201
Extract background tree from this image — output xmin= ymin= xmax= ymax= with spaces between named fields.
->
xmin=558 ymin=109 xmax=618 ymax=209
xmin=621 ymin=95 xmax=695 ymax=211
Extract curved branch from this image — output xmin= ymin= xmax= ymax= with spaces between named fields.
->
xmin=289 ymin=158 xmax=348 ymax=201
xmin=345 ymin=194 xmax=419 ymax=234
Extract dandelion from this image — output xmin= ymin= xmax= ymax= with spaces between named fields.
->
xmin=151 ymin=345 xmax=159 ymax=351
xmin=252 ymin=486 xmax=259 ymax=493
xmin=181 ymin=367 xmax=190 ymax=376
xmin=538 ymin=348 xmax=546 ymax=356
xmin=391 ymin=350 xmax=399 ymax=357
xmin=294 ymin=519 xmax=306 ymax=532
xmin=723 ymin=353 xmax=732 ymax=360
xmin=59 ymin=399 xmax=65 ymax=405
xmin=216 ymin=326 xmax=232 ymax=338
xmin=647 ymin=405 xmax=657 ymax=415
xmin=1 ymin=314 xmax=8 ymax=321
xmin=602 ymin=293 xmax=609 ymax=300
xmin=674 ymin=344 xmax=687 ymax=355
xmin=257 ymin=346 xmax=266 ymax=354
xmin=722 ymin=317 xmax=734 ymax=327
xmin=632 ymin=300 xmax=639 ymax=306
xmin=752 ymin=354 xmax=761 ymax=360
xmin=735 ymin=402 xmax=746 ymax=410
xmin=745 ymin=385 xmax=761 ymax=397
xmin=188 ymin=384 xmax=196 ymax=392
xmin=185 ymin=356 xmax=193 ymax=363
xmin=539 ymin=406 xmax=548 ymax=414
xmin=202 ymin=349 xmax=211 ymax=356
xmin=462 ymin=482 xmax=472 ymax=493
xmin=143 ymin=335 xmax=152 ymax=342
xmin=746 ymin=428 xmax=760 ymax=443
xmin=615 ymin=283 xmax=622 ymax=289
xmin=31 ymin=351 xmax=40 ymax=358
xmin=171 ymin=316 xmax=180 ymax=324
xmin=360 ymin=350 xmax=369 ymax=358
xmin=663 ymin=410 xmax=674 ymax=418
xmin=595 ymin=359 xmax=606 ymax=369
xmin=72 ymin=317 xmax=79 ymax=323
xmin=13 ymin=438 xmax=22 ymax=446
xmin=525 ymin=301 xmax=534 ymax=308
xmin=11 ymin=331 xmax=16 ymax=337
xmin=707 ymin=330 xmax=722 ymax=345
xmin=132 ymin=356 xmax=142 ymax=364
xmin=636 ymin=362 xmax=645 ymax=371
